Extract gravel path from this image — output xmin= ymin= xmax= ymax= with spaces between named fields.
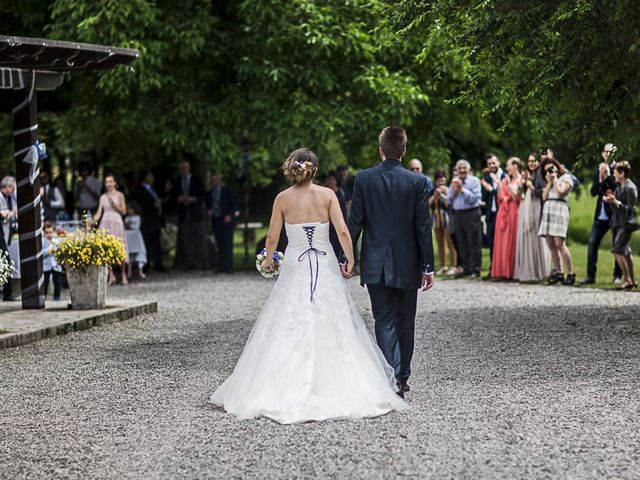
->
xmin=1 ymin=273 xmax=639 ymax=479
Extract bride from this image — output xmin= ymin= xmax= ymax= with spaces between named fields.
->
xmin=210 ymin=148 xmax=407 ymax=424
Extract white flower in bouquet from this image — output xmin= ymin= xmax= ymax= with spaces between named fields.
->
xmin=0 ymin=250 xmax=14 ymax=286
xmin=256 ymin=249 xmax=284 ymax=278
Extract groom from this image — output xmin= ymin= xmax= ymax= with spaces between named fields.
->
xmin=345 ymin=125 xmax=435 ymax=398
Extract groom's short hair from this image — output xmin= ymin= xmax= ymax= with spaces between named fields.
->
xmin=379 ymin=126 xmax=407 ymax=159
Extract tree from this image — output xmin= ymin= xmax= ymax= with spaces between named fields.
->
xmin=404 ymin=0 xmax=640 ymax=165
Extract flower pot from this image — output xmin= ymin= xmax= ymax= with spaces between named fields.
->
xmin=66 ymin=265 xmax=108 ymax=310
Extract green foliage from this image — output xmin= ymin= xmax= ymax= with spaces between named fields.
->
xmin=405 ymin=0 xmax=640 ymax=166
xmin=2 ymin=0 xmax=639 ymax=182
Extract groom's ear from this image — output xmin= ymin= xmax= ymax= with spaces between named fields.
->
xmin=401 ymin=146 xmax=407 ymax=159
xmin=379 ymin=147 xmax=385 ymax=160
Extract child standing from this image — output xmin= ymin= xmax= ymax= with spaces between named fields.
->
xmin=42 ymin=221 xmax=62 ymax=300
xmin=124 ymin=201 xmax=147 ymax=279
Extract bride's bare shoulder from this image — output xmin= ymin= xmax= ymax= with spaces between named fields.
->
xmin=312 ymin=184 xmax=335 ymax=197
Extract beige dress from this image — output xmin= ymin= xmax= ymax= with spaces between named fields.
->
xmin=514 ymin=188 xmax=549 ymax=281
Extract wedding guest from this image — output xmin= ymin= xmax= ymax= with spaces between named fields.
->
xmin=447 ymin=165 xmax=460 ymax=273
xmin=94 ymin=174 xmax=128 ymax=286
xmin=124 ymin=201 xmax=147 ymax=279
xmin=55 ymin=175 xmax=74 ymax=220
xmin=408 ymin=158 xmax=434 ymax=198
xmin=324 ymin=172 xmax=348 ymax=261
xmin=480 ymin=153 xmax=506 ymax=277
xmin=39 ymin=170 xmax=65 ymax=222
xmin=207 ymin=172 xmax=237 ymax=273
xmin=336 ymin=164 xmax=354 ymax=199
xmin=538 ymin=158 xmax=575 ymax=285
xmin=136 ymin=171 xmax=165 ymax=272
xmin=429 ymin=171 xmax=457 ymax=274
xmin=42 ymin=221 xmax=62 ymax=300
xmin=580 ymin=143 xmax=622 ymax=285
xmin=447 ymin=159 xmax=483 ymax=278
xmin=514 ymin=153 xmax=549 ymax=282
xmin=491 ymin=157 xmax=522 ymax=280
xmin=168 ymin=159 xmax=208 ymax=270
xmin=74 ymin=162 xmax=101 ymax=215
xmin=603 ymin=161 xmax=637 ymax=289
xmin=0 ymin=176 xmax=17 ymax=301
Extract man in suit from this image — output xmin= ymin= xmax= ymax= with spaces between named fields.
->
xmin=347 ymin=125 xmax=435 ymax=398
xmin=580 ymin=143 xmax=622 ymax=285
xmin=206 ymin=173 xmax=237 ymax=273
xmin=39 ymin=171 xmax=65 ymax=222
xmin=136 ymin=171 xmax=165 ymax=272
xmin=168 ymin=159 xmax=208 ymax=270
xmin=480 ymin=153 xmax=506 ymax=278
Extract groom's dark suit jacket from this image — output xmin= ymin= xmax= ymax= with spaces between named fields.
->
xmin=348 ymin=159 xmax=435 ymax=290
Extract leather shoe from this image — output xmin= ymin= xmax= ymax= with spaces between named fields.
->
xmin=579 ymin=276 xmax=595 ymax=285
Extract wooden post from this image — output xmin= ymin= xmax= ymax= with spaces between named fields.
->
xmin=12 ymin=72 xmax=44 ymax=309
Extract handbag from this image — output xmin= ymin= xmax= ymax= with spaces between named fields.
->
xmin=625 ymin=215 xmax=639 ymax=233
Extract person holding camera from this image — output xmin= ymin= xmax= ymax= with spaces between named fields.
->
xmin=603 ymin=161 xmax=637 ymax=289
xmin=538 ymin=157 xmax=575 ymax=285
xmin=580 ymin=143 xmax=622 ymax=285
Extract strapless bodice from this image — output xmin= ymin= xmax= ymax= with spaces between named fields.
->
xmin=284 ymin=222 xmax=331 ymax=251
xmin=283 ymin=222 xmax=332 ymax=303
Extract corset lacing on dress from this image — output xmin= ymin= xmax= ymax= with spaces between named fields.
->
xmin=297 ymin=226 xmax=327 ymax=302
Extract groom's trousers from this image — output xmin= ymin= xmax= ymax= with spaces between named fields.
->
xmin=366 ymin=283 xmax=418 ymax=384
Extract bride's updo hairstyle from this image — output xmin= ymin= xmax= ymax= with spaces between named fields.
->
xmin=283 ymin=148 xmax=318 ymax=184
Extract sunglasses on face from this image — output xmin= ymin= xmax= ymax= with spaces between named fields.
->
xmin=545 ymin=168 xmax=556 ymax=174
xmin=410 ymin=167 xmax=420 ymax=172
xmin=528 ymin=159 xmax=538 ymax=164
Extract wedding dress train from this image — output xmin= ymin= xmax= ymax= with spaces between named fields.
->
xmin=210 ymin=222 xmax=407 ymax=424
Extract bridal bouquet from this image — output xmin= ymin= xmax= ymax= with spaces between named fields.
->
xmin=256 ymin=249 xmax=284 ymax=278
xmin=0 ymin=250 xmax=14 ymax=286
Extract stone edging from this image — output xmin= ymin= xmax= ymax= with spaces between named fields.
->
xmin=0 ymin=302 xmax=157 ymax=349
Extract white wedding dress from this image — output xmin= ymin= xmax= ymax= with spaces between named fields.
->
xmin=210 ymin=222 xmax=407 ymax=424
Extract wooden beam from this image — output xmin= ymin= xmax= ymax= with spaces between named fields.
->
xmin=0 ymin=36 xmax=138 ymax=71
xmin=12 ymin=73 xmax=44 ymax=309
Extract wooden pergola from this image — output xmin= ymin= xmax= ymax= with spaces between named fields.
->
xmin=0 ymin=35 xmax=138 ymax=309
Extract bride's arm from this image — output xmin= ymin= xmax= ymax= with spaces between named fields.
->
xmin=329 ymin=195 xmax=355 ymax=273
xmin=262 ymin=194 xmax=284 ymax=270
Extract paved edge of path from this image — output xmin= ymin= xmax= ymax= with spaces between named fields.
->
xmin=0 ymin=301 xmax=158 ymax=349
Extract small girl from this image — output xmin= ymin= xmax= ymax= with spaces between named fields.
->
xmin=125 ymin=201 xmax=147 ymax=279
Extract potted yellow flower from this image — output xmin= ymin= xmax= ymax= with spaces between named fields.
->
xmin=52 ymin=228 xmax=126 ymax=309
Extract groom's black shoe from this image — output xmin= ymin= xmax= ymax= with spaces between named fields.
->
xmin=397 ymin=381 xmax=410 ymax=398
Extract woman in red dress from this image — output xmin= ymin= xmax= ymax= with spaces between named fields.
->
xmin=491 ymin=157 xmax=523 ymax=280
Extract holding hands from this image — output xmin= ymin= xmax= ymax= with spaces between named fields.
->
xmin=340 ymin=260 xmax=354 ymax=279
